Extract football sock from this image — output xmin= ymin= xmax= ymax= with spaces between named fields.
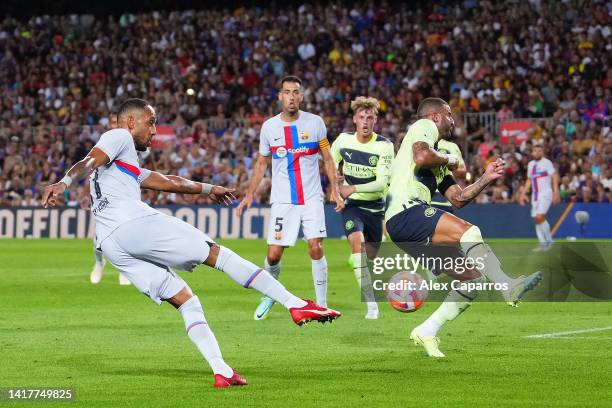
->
xmin=540 ymin=220 xmax=553 ymax=243
xmin=534 ymin=222 xmax=546 ymax=244
xmin=94 ymin=248 xmax=104 ymax=266
xmin=215 ymin=246 xmax=306 ymax=309
xmin=460 ymin=226 xmax=514 ymax=288
xmin=178 ymin=296 xmax=233 ymax=377
xmin=351 ymin=253 xmax=376 ymax=304
xmin=264 ymin=258 xmax=281 ymax=280
xmin=311 ymin=256 xmax=328 ymax=307
xmin=416 ymin=276 xmax=483 ymax=337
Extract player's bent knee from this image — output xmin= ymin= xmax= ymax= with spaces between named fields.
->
xmin=165 ymin=286 xmax=194 ymax=309
xmin=202 ymin=242 xmax=219 ymax=267
xmin=307 ymin=239 xmax=323 ymax=258
xmin=266 ymin=244 xmax=284 ymax=263
xmin=460 ymin=225 xmax=484 ymax=245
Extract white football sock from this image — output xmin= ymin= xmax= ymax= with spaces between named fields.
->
xmin=264 ymin=258 xmax=281 ymax=280
xmin=351 ymin=253 xmax=376 ymax=304
xmin=311 ymin=256 xmax=328 ymax=307
xmin=460 ymin=226 xmax=514 ymax=288
xmin=540 ymin=220 xmax=553 ymax=243
xmin=215 ymin=246 xmax=306 ymax=309
xmin=94 ymin=248 xmax=104 ymax=266
xmin=178 ymin=296 xmax=232 ymax=377
xmin=534 ymin=222 xmax=546 ymax=244
xmin=416 ymin=277 xmax=482 ymax=337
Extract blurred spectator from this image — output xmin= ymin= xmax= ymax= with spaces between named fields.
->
xmin=0 ymin=0 xmax=609 ymax=206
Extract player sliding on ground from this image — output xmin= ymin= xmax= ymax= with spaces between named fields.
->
xmin=236 ymin=76 xmax=344 ymax=320
xmin=330 ymin=96 xmax=394 ymax=319
xmin=385 ymin=97 xmax=542 ymax=358
xmin=42 ymin=98 xmax=341 ymax=388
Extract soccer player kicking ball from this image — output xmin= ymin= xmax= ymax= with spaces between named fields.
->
xmin=519 ymin=142 xmax=560 ymax=252
xmin=330 ymin=97 xmax=394 ymax=319
xmin=236 ymin=76 xmax=344 ymax=320
xmin=385 ymin=98 xmax=542 ymax=358
xmin=42 ymin=98 xmax=341 ymax=387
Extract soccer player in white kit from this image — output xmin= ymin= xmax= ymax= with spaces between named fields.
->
xmin=236 ymin=76 xmax=344 ymax=320
xmin=42 ymin=99 xmax=341 ymax=388
xmin=83 ymin=108 xmax=130 ymax=286
xmin=519 ymin=143 xmax=560 ymax=251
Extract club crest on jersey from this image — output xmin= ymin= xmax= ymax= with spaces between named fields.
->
xmin=369 ymin=156 xmax=378 ymax=166
xmin=276 ymin=147 xmax=287 ymax=158
xmin=345 ymin=220 xmax=354 ymax=230
xmin=424 ymin=207 xmax=437 ymax=217
xmin=300 ymin=131 xmax=309 ymax=140
xmin=274 ymin=232 xmax=282 ymax=240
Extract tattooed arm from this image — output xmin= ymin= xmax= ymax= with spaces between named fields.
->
xmin=444 ymin=158 xmax=506 ymax=208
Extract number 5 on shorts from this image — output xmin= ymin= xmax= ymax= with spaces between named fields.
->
xmin=274 ymin=217 xmax=283 ymax=232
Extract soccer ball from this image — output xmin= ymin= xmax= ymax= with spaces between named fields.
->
xmin=386 ymin=271 xmax=428 ymax=313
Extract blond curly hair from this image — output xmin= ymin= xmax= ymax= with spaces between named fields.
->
xmin=350 ymin=96 xmax=380 ymax=115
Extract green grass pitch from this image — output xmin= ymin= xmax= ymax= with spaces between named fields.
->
xmin=0 ymin=239 xmax=611 ymax=407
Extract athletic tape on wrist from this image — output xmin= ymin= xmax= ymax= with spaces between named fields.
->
xmin=60 ymin=175 xmax=73 ymax=187
xmin=201 ymin=183 xmax=213 ymax=194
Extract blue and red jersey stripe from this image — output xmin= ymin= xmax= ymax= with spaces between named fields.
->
xmin=115 ymin=160 xmax=141 ymax=182
xmin=531 ymin=164 xmax=548 ymax=201
xmin=270 ymin=126 xmax=319 ymax=205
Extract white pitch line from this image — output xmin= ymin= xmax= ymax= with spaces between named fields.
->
xmin=524 ymin=326 xmax=612 ymax=339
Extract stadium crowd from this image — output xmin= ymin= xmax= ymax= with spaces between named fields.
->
xmin=0 ymin=0 xmax=610 ymax=207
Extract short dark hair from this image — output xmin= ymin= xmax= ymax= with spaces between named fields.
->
xmin=416 ymin=97 xmax=449 ymax=118
xmin=117 ymin=98 xmax=150 ymax=120
xmin=280 ymin=75 xmax=302 ymax=88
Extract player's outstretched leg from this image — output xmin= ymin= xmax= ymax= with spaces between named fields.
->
xmin=169 ymin=289 xmax=247 ymax=388
xmin=90 ymin=247 xmax=105 ymax=284
xmin=208 ymin=245 xmax=341 ymax=326
xmin=410 ymin=276 xmax=484 ymax=358
xmin=253 ymin=256 xmax=281 ymax=321
xmin=460 ymin=225 xmax=543 ymax=306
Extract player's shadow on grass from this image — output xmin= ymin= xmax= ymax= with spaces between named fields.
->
xmin=101 ymin=368 xmax=203 ymax=378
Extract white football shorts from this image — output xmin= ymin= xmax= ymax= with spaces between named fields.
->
xmin=100 ymin=213 xmax=214 ymax=305
xmin=267 ymin=198 xmax=327 ymax=246
xmin=531 ymin=197 xmax=552 ymax=217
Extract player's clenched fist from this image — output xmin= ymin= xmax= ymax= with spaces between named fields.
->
xmin=42 ymin=182 xmax=67 ymax=208
xmin=483 ymin=158 xmax=506 ymax=183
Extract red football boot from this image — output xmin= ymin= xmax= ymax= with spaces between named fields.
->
xmin=289 ymin=299 xmax=342 ymax=326
xmin=213 ymin=371 xmax=248 ymax=388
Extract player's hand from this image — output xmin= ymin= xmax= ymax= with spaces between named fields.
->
xmin=80 ymin=194 xmax=91 ymax=210
xmin=42 ymin=182 xmax=67 ymax=208
xmin=235 ymin=192 xmax=254 ymax=216
xmin=338 ymin=184 xmax=356 ymax=199
xmin=553 ymin=193 xmax=561 ymax=204
xmin=332 ymin=190 xmax=345 ymax=212
xmin=483 ymin=158 xmax=505 ymax=184
xmin=209 ymin=186 xmax=236 ymax=206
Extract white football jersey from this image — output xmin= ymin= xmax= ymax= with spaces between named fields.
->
xmin=90 ymin=128 xmax=158 ymax=245
xmin=259 ymin=111 xmax=327 ymax=204
xmin=527 ymin=158 xmax=555 ymax=201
